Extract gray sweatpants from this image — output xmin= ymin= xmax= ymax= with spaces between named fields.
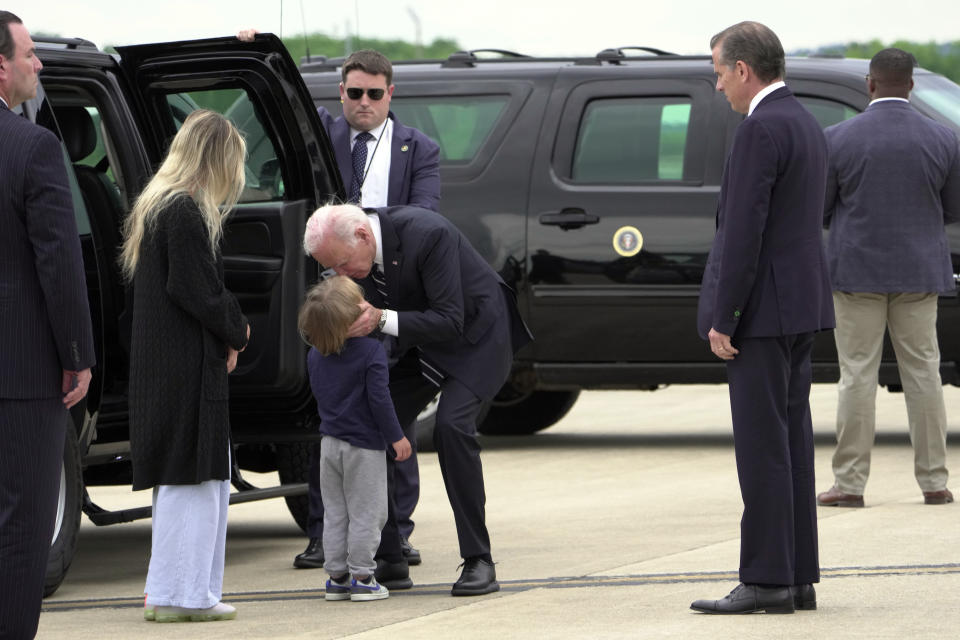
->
xmin=320 ymin=435 xmax=388 ymax=576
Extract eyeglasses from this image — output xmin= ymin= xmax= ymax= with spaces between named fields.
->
xmin=345 ymin=87 xmax=386 ymax=101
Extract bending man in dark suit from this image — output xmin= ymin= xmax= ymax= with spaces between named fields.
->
xmin=234 ymin=31 xmax=442 ymax=568
xmin=301 ymin=49 xmax=441 ymax=569
xmin=0 ymin=12 xmax=95 ymax=639
xmin=817 ymin=48 xmax=960 ymax=509
xmin=303 ymin=203 xmax=532 ymax=596
xmin=691 ymin=21 xmax=834 ymax=615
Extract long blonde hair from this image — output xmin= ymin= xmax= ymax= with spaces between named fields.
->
xmin=120 ymin=109 xmax=246 ymax=279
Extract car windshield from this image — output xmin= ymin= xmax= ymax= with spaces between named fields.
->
xmin=912 ymin=74 xmax=960 ymax=133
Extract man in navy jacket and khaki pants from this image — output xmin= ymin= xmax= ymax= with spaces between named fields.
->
xmin=692 ymin=21 xmax=834 ymax=615
xmin=817 ymin=48 xmax=960 ymax=509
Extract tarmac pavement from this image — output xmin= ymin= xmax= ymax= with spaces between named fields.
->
xmin=37 ymin=384 xmax=960 ymax=639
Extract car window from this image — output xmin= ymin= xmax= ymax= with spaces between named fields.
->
xmin=912 ymin=74 xmax=960 ymax=133
xmin=571 ymin=98 xmax=692 ymax=183
xmin=165 ymin=89 xmax=285 ymax=202
xmin=796 ymin=97 xmax=858 ymax=129
xmin=389 ymin=95 xmax=509 ymax=163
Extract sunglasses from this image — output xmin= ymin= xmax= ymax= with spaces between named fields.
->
xmin=345 ymin=87 xmax=386 ymax=101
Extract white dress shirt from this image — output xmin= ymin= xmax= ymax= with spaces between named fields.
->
xmin=351 ymin=118 xmax=393 ymax=208
xmin=748 ymin=81 xmax=786 ymax=116
xmin=367 ymin=214 xmax=399 ymax=336
xmin=868 ymin=97 xmax=909 ymax=106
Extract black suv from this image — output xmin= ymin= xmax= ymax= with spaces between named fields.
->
xmin=30 ymin=38 xmax=960 ymax=595
xmin=32 ymin=34 xmax=341 ymax=595
xmin=300 ymin=48 xmax=960 ymax=435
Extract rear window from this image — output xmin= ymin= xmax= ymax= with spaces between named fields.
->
xmin=384 ymin=95 xmax=509 ymax=163
xmin=571 ymin=97 xmax=692 ymax=183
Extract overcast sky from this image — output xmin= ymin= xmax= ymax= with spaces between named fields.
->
xmin=13 ymin=0 xmax=960 ymax=57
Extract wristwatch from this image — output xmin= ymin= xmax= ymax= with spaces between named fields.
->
xmin=377 ymin=309 xmax=388 ymax=332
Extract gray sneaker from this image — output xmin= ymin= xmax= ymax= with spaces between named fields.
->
xmin=325 ymin=575 xmax=351 ymax=601
xmin=350 ymin=576 xmax=389 ymax=601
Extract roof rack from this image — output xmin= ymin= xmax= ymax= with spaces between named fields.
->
xmin=442 ymin=48 xmax=530 ymax=68
xmin=33 ymin=36 xmax=99 ymax=51
xmin=595 ymin=46 xmax=677 ymax=63
xmin=299 ymin=55 xmax=344 ymax=73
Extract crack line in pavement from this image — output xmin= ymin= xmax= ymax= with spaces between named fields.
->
xmin=41 ymin=562 xmax=960 ymax=612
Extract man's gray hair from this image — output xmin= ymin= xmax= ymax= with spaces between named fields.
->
xmin=710 ymin=21 xmax=785 ymax=84
xmin=303 ymin=203 xmax=368 ymax=256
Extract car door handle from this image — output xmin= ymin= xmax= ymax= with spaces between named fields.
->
xmin=539 ymin=208 xmax=600 ymax=230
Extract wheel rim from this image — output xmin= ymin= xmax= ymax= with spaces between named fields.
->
xmin=52 ymin=463 xmax=66 ymax=545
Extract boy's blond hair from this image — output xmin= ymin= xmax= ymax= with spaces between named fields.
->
xmin=298 ymin=276 xmax=365 ymax=355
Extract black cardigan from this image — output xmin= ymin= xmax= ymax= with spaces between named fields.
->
xmin=128 ymin=195 xmax=247 ymax=489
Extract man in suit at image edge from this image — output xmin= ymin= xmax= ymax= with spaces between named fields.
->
xmin=0 ymin=11 xmax=95 ymax=639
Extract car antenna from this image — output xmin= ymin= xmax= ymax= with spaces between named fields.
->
xmin=299 ymin=0 xmax=312 ymax=63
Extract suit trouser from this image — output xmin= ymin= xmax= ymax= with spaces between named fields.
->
xmin=144 ymin=478 xmax=230 ymax=609
xmin=378 ymin=354 xmax=492 ymax=562
xmin=0 ymin=398 xmax=66 ymax=640
xmin=726 ymin=333 xmax=820 ymax=586
xmin=319 ymin=436 xmax=387 ymax=577
xmin=832 ymin=292 xmax=948 ymax=494
xmin=306 ymin=431 xmax=419 ymax=541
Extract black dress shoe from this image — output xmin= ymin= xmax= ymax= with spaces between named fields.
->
xmin=791 ymin=583 xmax=816 ymax=610
xmin=293 ymin=537 xmax=324 ymax=569
xmin=375 ymin=558 xmax=413 ymax=590
xmin=401 ymin=537 xmax=422 ymax=566
xmin=451 ymin=557 xmax=500 ymax=596
xmin=690 ymin=583 xmax=794 ymax=614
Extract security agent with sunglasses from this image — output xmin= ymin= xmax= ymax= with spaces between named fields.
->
xmin=318 ymin=49 xmax=440 ymax=211
xmin=304 ymin=49 xmax=441 ymax=574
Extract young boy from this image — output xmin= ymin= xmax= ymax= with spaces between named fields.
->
xmin=298 ymin=276 xmax=411 ymax=602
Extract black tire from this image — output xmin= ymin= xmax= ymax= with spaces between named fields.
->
xmin=44 ymin=427 xmax=83 ymax=597
xmin=479 ymin=389 xmax=580 ymax=436
xmin=276 ymin=442 xmax=312 ymax=533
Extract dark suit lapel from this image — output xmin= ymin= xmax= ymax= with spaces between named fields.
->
xmin=377 ymin=210 xmax=403 ymax=304
xmin=331 ymin=117 xmax=354 ymax=188
xmin=388 ymin=114 xmax=412 ymax=205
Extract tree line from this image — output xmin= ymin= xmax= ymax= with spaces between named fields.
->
xmin=282 ymin=33 xmax=461 ymax=66
xmin=800 ymin=40 xmax=960 ymax=83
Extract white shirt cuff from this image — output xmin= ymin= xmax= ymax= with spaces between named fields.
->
xmin=382 ymin=309 xmax=399 ymax=336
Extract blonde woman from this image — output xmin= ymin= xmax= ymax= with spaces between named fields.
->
xmin=121 ymin=110 xmax=250 ymax=623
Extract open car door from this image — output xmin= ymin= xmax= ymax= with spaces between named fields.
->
xmin=115 ymin=34 xmax=343 ymax=433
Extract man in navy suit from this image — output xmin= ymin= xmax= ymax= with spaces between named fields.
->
xmin=817 ymin=48 xmax=960 ymax=509
xmin=296 ymin=48 xmax=441 ymax=570
xmin=0 ymin=12 xmax=95 ymax=639
xmin=691 ymin=21 xmax=834 ymax=615
xmin=316 ymin=48 xmax=440 ymax=211
xmin=304 ymin=203 xmax=532 ymax=596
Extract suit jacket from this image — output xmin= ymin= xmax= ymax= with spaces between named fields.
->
xmin=824 ymin=100 xmax=960 ymax=293
xmin=697 ymin=86 xmax=834 ymax=340
xmin=0 ymin=103 xmax=95 ymax=399
xmin=362 ymin=206 xmax=532 ymax=401
xmin=307 ymin=337 xmax=404 ymax=451
xmin=317 ymin=106 xmax=441 ymax=211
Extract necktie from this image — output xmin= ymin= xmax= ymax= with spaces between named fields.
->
xmin=373 ymin=262 xmax=444 ymax=386
xmin=349 ymin=131 xmax=373 ymax=204
xmin=370 ymin=263 xmax=388 ymax=306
